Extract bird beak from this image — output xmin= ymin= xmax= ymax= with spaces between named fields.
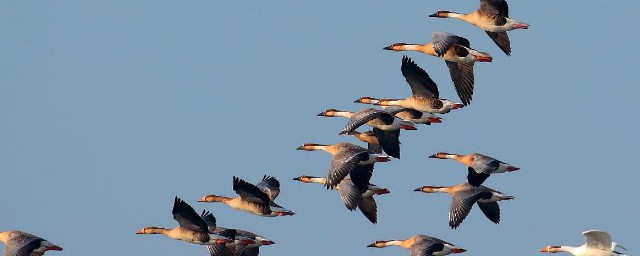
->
xmin=261 ymin=240 xmax=276 ymax=245
xmin=383 ymin=45 xmax=393 ymax=50
xmin=428 ymin=154 xmax=437 ymax=158
xmin=47 ymin=246 xmax=63 ymax=251
xmin=366 ymin=242 xmax=376 ymax=247
xmin=452 ymin=248 xmax=466 ymax=253
xmin=474 ymin=55 xmax=493 ymax=62
xmin=514 ymin=23 xmax=530 ymax=29
xmin=506 ymin=166 xmax=520 ymax=172
xmin=413 ymin=187 xmax=422 ymax=192
xmin=452 ymin=103 xmax=464 ymax=109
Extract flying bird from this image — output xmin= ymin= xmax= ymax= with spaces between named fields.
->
xmin=540 ymin=230 xmax=629 ymax=256
xmin=0 ymin=230 xmax=62 ymax=256
xmin=200 ymin=210 xmax=275 ymax=256
xmin=135 ymin=197 xmax=234 ymax=245
xmin=198 ymin=176 xmax=294 ymax=217
xmin=296 ymin=142 xmax=391 ymax=190
xmin=384 ymin=32 xmax=492 ymax=105
xmin=318 ymin=108 xmax=417 ymax=158
xmin=355 ymin=56 xmax=464 ymax=114
xmin=415 ymin=182 xmax=514 ymax=229
xmin=429 ymin=0 xmax=529 ymax=55
xmin=367 ymin=234 xmax=466 ymax=256
xmin=293 ymin=175 xmax=390 ymax=223
xmin=429 ymin=152 xmax=519 ymax=186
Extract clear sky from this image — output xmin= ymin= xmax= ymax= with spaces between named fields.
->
xmin=1 ymin=1 xmax=639 ymax=255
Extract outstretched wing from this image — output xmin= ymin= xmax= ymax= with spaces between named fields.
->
xmin=401 ymin=56 xmax=439 ymax=98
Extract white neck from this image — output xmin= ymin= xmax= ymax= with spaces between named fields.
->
xmin=333 ymin=111 xmax=353 ymax=118
xmin=443 ymin=154 xmax=458 ymax=159
xmin=446 ymin=12 xmax=464 ymax=19
xmin=401 ymin=44 xmax=421 ymax=51
xmin=308 ymin=177 xmax=326 ymax=184
xmin=384 ymin=240 xmax=403 ymax=247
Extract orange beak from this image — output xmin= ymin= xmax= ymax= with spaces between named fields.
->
xmin=514 ymin=23 xmax=530 ymax=29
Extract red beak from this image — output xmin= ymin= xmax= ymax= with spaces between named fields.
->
xmin=47 ymin=246 xmax=63 ymax=251
xmin=373 ymin=188 xmax=390 ymax=195
xmin=452 ymin=248 xmax=466 ymax=253
xmin=400 ymin=123 xmax=417 ymax=130
xmin=514 ymin=23 xmax=529 ymax=29
xmin=506 ymin=166 xmax=520 ymax=172
xmin=427 ymin=117 xmax=442 ymax=123
xmin=261 ymin=240 xmax=276 ymax=245
xmin=243 ymin=239 xmax=256 ymax=245
xmin=474 ymin=55 xmax=493 ymax=62
xmin=452 ymin=103 xmax=464 ymax=109
xmin=375 ymin=156 xmax=391 ymax=162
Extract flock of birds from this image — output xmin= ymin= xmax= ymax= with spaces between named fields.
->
xmin=0 ymin=1 xmax=631 ymax=256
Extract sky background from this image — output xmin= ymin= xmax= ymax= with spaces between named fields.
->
xmin=1 ymin=1 xmax=639 ymax=255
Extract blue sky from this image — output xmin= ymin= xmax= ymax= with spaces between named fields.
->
xmin=1 ymin=1 xmax=639 ymax=255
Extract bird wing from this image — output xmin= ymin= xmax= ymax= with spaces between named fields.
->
xmin=206 ymin=244 xmax=235 ymax=256
xmin=583 ymin=230 xmax=613 ymax=250
xmin=256 ymin=175 xmax=281 ymax=201
xmin=449 ymin=189 xmax=493 ymax=228
xmin=337 ymin=179 xmax=365 ymax=210
xmin=401 ymin=56 xmax=439 ymax=98
xmin=372 ymin=128 xmax=401 ymax=159
xmin=200 ymin=210 xmax=217 ymax=232
xmin=410 ymin=238 xmax=446 ymax=256
xmin=4 ymin=234 xmax=44 ymax=256
xmin=358 ymin=190 xmax=379 ymax=224
xmin=485 ymin=31 xmax=511 ymax=56
xmin=445 ymin=61 xmax=475 ymax=106
xmin=432 ymin=32 xmax=470 ymax=56
xmin=325 ymin=148 xmax=369 ymax=189
xmin=340 ymin=108 xmax=393 ymax=134
xmin=477 ymin=201 xmax=501 ymax=224
xmin=467 ymin=168 xmax=491 ymax=187
xmin=478 ymin=0 xmax=509 ymax=24
xmin=172 ymin=196 xmax=209 ymax=233
xmin=232 ymin=176 xmax=271 ymax=205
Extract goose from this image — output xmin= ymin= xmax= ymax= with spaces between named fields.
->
xmin=367 ymin=234 xmax=466 ymax=255
xmin=415 ymin=182 xmax=514 ymax=229
xmin=540 ymin=230 xmax=629 ymax=256
xmin=0 ymin=231 xmax=62 ymax=256
xmin=198 ymin=176 xmax=294 ymax=217
xmin=293 ymin=175 xmax=390 ymax=223
xmin=384 ymin=32 xmax=492 ymax=106
xmin=429 ymin=0 xmax=529 ymax=55
xmin=429 ymin=152 xmax=519 ymax=186
xmin=355 ymin=56 xmax=464 ymax=114
xmin=296 ymin=142 xmax=391 ymax=190
xmin=135 ymin=197 xmax=234 ymax=245
xmin=200 ymin=210 xmax=275 ymax=256
xmin=318 ymin=108 xmax=417 ymax=158
xmin=348 ymin=100 xmax=444 ymax=125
